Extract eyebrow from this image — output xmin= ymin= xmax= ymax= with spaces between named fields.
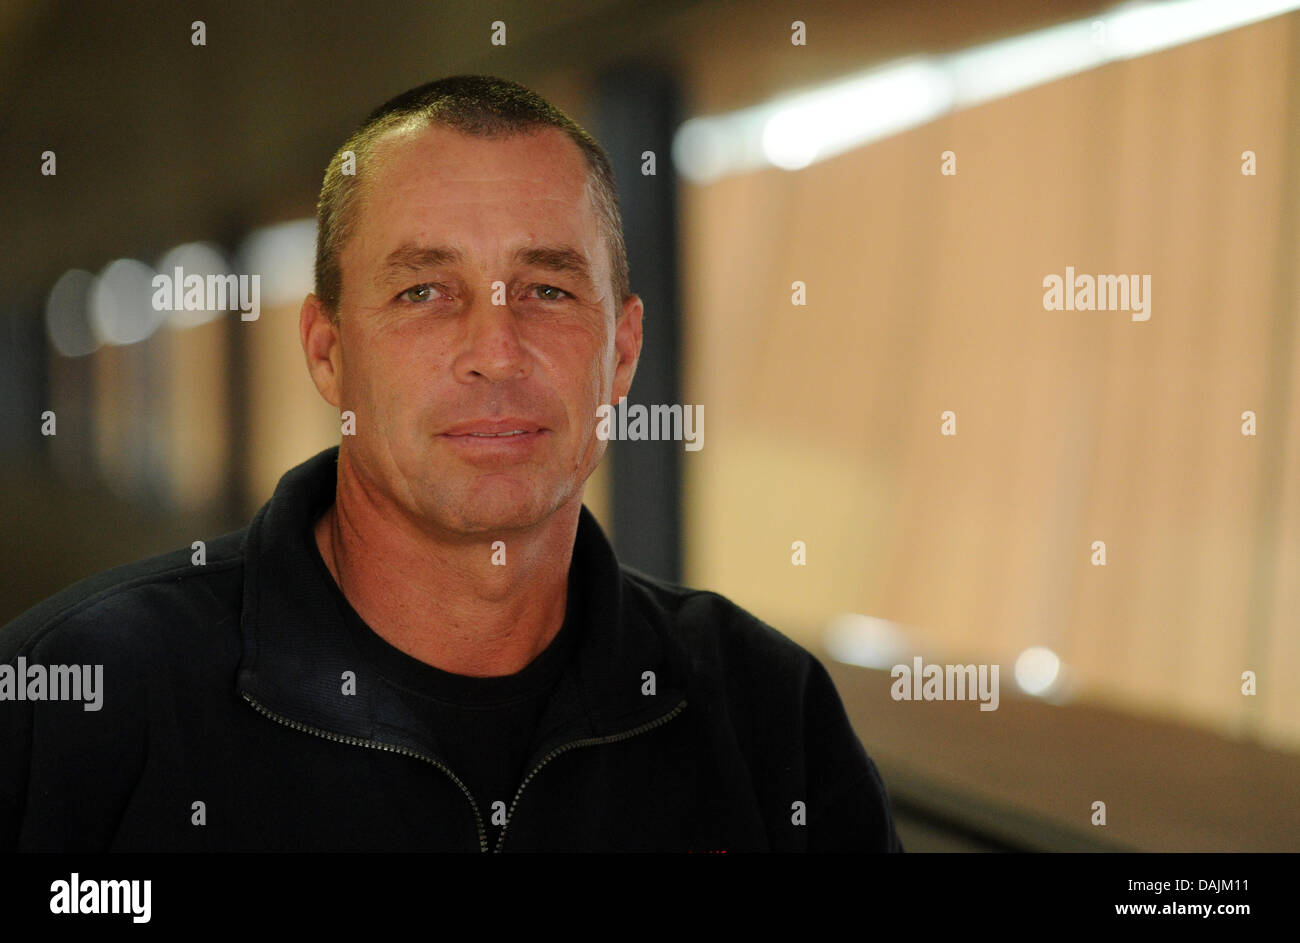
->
xmin=375 ymin=244 xmax=464 ymax=288
xmin=513 ymin=246 xmax=593 ymax=282
xmin=374 ymin=243 xmax=594 ymax=291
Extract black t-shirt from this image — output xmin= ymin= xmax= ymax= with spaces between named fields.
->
xmin=308 ymin=530 xmax=581 ymax=848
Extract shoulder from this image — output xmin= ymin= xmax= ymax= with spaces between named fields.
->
xmin=618 ymin=566 xmax=903 ymax=851
xmin=0 ymin=529 xmax=245 ymax=664
xmin=618 ymin=566 xmax=833 ymax=701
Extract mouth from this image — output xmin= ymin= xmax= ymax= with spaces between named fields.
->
xmin=439 ymin=420 xmax=549 ymax=460
xmin=441 ymin=419 xmax=546 ymax=437
xmin=448 ymin=429 xmax=532 ymax=438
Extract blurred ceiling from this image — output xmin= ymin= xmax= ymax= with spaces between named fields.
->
xmin=1 ymin=0 xmax=1103 ymax=306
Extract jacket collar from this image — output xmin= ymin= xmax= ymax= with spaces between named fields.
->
xmin=235 ymin=447 xmax=688 ymax=762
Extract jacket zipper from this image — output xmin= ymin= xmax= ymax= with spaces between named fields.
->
xmin=494 ymin=698 xmax=688 ymax=852
xmin=241 ymin=691 xmax=490 ymax=852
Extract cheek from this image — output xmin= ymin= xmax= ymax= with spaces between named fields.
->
xmin=343 ymin=336 xmax=414 ymax=425
xmin=534 ymin=320 xmax=604 ymax=385
xmin=576 ymin=318 xmax=616 ymax=386
xmin=567 ymin=348 xmax=611 ymax=426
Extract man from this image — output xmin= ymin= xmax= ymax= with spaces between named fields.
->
xmin=1 ymin=76 xmax=902 ymax=852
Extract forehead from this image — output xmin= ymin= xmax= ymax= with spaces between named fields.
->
xmin=357 ymin=124 xmax=597 ymax=242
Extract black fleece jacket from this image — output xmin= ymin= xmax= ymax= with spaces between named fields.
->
xmin=0 ymin=448 xmax=902 ymax=852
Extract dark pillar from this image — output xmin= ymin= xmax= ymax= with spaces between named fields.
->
xmin=594 ymin=67 xmax=684 ymax=583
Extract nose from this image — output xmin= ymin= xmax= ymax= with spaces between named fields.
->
xmin=453 ymin=289 xmax=531 ymax=383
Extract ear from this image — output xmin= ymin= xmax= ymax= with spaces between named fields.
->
xmin=300 ymin=292 xmax=343 ymax=408
xmin=610 ymin=293 xmax=643 ymax=403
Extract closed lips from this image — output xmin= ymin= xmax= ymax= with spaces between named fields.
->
xmin=441 ymin=418 xmax=546 ymax=436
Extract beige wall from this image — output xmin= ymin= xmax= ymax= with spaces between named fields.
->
xmin=680 ymin=14 xmax=1300 ymax=750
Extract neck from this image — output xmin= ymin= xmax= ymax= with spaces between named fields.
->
xmin=314 ymin=453 xmax=578 ymax=678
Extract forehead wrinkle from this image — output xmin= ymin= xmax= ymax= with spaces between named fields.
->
xmin=375 ymin=127 xmax=589 ymax=194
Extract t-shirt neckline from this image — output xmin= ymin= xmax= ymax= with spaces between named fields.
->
xmin=306 ymin=517 xmax=582 ymax=709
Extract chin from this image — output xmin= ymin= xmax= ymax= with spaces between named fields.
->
xmin=431 ymin=481 xmax=569 ymax=536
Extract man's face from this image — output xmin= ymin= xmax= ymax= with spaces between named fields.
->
xmin=306 ymin=125 xmax=641 ymax=538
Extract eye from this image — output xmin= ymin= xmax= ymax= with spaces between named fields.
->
xmin=531 ymin=284 xmax=572 ymax=301
xmin=399 ymin=284 xmax=444 ymax=304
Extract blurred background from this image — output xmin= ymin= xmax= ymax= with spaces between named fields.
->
xmin=2 ymin=0 xmax=1298 ymax=851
